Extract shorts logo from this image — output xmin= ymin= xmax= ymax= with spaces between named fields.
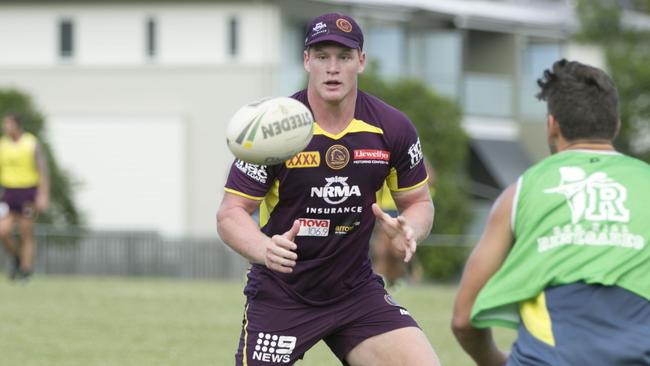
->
xmin=285 ymin=151 xmax=320 ymax=168
xmin=336 ymin=18 xmax=353 ymax=33
xmin=353 ymin=149 xmax=390 ymax=165
xmin=325 ymin=145 xmax=349 ymax=170
xmin=297 ymin=218 xmax=330 ymax=237
xmin=252 ymin=332 xmax=296 ymax=364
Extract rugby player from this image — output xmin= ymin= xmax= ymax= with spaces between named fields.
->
xmin=217 ymin=12 xmax=441 ymax=366
xmin=0 ymin=113 xmax=49 ymax=280
xmin=452 ymin=59 xmax=650 ymax=365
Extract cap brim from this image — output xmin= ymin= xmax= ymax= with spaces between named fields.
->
xmin=305 ymin=35 xmax=359 ymax=49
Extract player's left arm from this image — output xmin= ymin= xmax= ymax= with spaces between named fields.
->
xmin=451 ymin=183 xmax=517 ymax=366
xmin=371 ymin=184 xmax=433 ymax=263
xmin=34 ymin=141 xmax=50 ymax=212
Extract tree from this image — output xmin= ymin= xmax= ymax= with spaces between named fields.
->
xmin=359 ymin=65 xmax=472 ymax=280
xmin=0 ymin=88 xmax=82 ymax=226
xmin=575 ymin=0 xmax=650 ymax=162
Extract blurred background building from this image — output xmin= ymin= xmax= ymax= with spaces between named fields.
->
xmin=0 ymin=0 xmax=647 ymax=239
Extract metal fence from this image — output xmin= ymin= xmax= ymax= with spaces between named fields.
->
xmin=0 ymin=226 xmax=249 ymax=280
xmin=0 ymin=226 xmax=477 ymax=280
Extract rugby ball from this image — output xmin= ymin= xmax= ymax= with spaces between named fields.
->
xmin=226 ymin=97 xmax=314 ymax=165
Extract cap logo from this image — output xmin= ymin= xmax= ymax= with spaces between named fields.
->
xmin=336 ymin=18 xmax=352 ymax=33
xmin=313 ymin=22 xmax=326 ymax=32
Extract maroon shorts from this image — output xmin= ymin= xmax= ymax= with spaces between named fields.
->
xmin=1 ymin=187 xmax=37 ymax=217
xmin=235 ymin=277 xmax=419 ymax=365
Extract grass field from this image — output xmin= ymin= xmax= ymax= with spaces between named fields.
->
xmin=0 ymin=276 xmax=515 ymax=365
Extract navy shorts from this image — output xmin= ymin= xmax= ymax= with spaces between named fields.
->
xmin=508 ymin=282 xmax=650 ymax=366
xmin=235 ymin=277 xmax=419 ymax=365
xmin=1 ymin=187 xmax=37 ymax=217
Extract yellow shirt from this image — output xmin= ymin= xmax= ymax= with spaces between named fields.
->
xmin=0 ymin=132 xmax=40 ymax=188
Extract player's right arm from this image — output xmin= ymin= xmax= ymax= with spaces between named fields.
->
xmin=451 ymin=183 xmax=516 ymax=366
xmin=217 ymin=192 xmax=299 ymax=273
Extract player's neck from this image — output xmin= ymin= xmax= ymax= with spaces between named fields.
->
xmin=9 ymin=131 xmax=22 ymax=142
xmin=307 ymin=88 xmax=357 ymax=135
xmin=559 ymin=138 xmax=615 ymax=152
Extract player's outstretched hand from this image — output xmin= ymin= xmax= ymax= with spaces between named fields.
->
xmin=265 ymin=219 xmax=300 ymax=273
xmin=371 ymin=203 xmax=416 ymax=263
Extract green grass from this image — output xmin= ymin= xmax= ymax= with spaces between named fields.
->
xmin=0 ymin=276 xmax=515 ymax=365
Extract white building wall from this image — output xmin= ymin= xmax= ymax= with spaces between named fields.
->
xmin=0 ymin=2 xmax=282 ymax=237
xmin=0 ymin=3 xmax=281 ymax=66
xmin=158 ymin=7 xmax=230 ymax=64
xmin=76 ymin=9 xmax=144 ymax=65
xmin=564 ymin=42 xmax=607 ymax=71
xmin=0 ymin=7 xmax=57 ymax=65
xmin=49 ymin=116 xmax=186 ymax=236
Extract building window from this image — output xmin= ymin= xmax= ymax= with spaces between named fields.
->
xmin=146 ymin=17 xmax=157 ymax=58
xmin=366 ymin=25 xmax=405 ymax=79
xmin=59 ymin=19 xmax=74 ymax=59
xmin=228 ymin=16 xmax=238 ymax=56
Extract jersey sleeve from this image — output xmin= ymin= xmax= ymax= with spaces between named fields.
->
xmin=224 ymin=159 xmax=277 ymax=200
xmin=385 ymin=115 xmax=428 ymax=192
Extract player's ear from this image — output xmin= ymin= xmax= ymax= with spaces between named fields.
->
xmin=357 ymin=50 xmax=366 ymax=73
xmin=303 ymin=49 xmax=311 ymax=72
xmin=547 ymin=114 xmax=560 ymax=138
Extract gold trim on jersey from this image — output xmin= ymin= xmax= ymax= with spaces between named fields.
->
xmin=386 ymin=168 xmax=429 ymax=192
xmin=224 ymin=188 xmax=265 ymax=201
xmin=313 ymin=119 xmax=383 ymax=140
xmin=260 ymin=179 xmax=280 ymax=227
xmin=242 ymin=303 xmax=250 ymax=366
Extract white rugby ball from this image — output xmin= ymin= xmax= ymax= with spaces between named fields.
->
xmin=226 ymin=97 xmax=314 ymax=165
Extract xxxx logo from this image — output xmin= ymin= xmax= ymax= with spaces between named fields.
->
xmin=286 ymin=152 xmax=321 ymax=168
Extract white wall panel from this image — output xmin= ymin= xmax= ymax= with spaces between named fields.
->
xmin=77 ymin=10 xmax=143 ymax=65
xmin=0 ymin=3 xmax=280 ymax=66
xmin=0 ymin=8 xmax=56 ymax=65
xmin=48 ymin=116 xmax=186 ymax=236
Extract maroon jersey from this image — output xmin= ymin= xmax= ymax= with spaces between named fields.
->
xmin=224 ymin=90 xmax=428 ymax=305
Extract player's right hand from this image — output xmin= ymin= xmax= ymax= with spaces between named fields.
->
xmin=371 ymin=203 xmax=417 ymax=263
xmin=265 ymin=219 xmax=300 ymax=273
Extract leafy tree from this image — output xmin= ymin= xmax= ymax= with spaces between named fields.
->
xmin=359 ymin=65 xmax=472 ymax=281
xmin=0 ymin=89 xmax=81 ymax=226
xmin=575 ymin=0 xmax=650 ymax=162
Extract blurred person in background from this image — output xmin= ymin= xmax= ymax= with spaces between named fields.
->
xmin=0 ymin=113 xmax=49 ymax=281
xmin=452 ymin=59 xmax=650 ymax=365
xmin=217 ymin=12 xmax=440 ymax=366
xmin=372 ymin=159 xmax=434 ymax=288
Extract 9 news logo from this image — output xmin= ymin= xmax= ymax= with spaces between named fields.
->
xmin=252 ymin=332 xmax=297 ymax=364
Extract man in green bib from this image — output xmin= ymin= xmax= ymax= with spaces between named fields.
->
xmin=452 ymin=59 xmax=650 ymax=365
